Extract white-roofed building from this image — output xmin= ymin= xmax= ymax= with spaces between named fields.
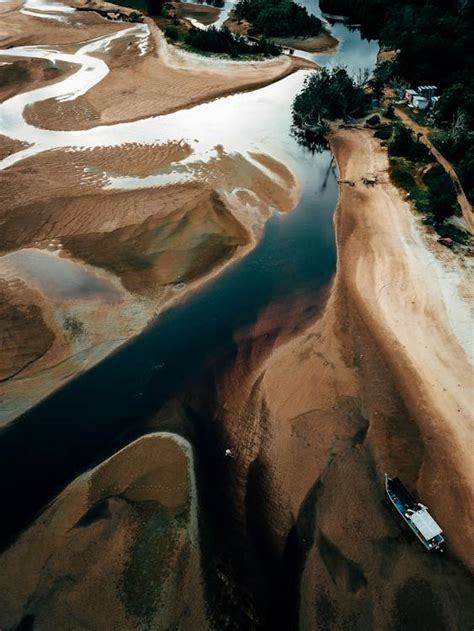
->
xmin=412 ymin=95 xmax=430 ymax=110
xmin=405 ymin=88 xmax=418 ymax=103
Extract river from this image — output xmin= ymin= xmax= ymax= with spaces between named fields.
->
xmin=0 ymin=2 xmax=378 ymax=547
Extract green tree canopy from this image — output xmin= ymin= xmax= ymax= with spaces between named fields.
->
xmin=234 ymin=0 xmax=324 ymax=38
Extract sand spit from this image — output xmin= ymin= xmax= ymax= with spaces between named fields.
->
xmin=269 ymin=32 xmax=338 ymax=54
xmin=0 ymin=433 xmax=210 ymax=630
xmin=0 ymin=4 xmax=128 ymax=49
xmin=0 ymin=57 xmax=79 ymax=103
xmin=169 ymin=126 xmax=473 ymax=627
xmin=21 ymin=20 xmax=316 ymax=131
xmin=329 ymin=126 xmax=473 ymax=567
xmin=0 ymin=135 xmax=30 ymax=161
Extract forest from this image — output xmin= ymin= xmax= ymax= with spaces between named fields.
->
xmin=320 ymin=0 xmax=474 ymax=202
xmin=234 ymin=0 xmax=324 ymax=38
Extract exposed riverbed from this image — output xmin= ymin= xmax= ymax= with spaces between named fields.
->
xmin=0 ymin=0 xmax=378 ymax=545
xmin=5 ymin=3 xmax=471 ymax=631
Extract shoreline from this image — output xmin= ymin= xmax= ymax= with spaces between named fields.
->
xmin=0 ymin=1 xmax=310 ymax=420
xmin=17 ymin=17 xmax=317 ymax=132
xmin=328 ymin=124 xmax=473 ymax=568
xmin=224 ymin=13 xmax=338 ymax=54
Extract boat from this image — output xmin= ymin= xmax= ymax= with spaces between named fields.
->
xmin=385 ymin=474 xmax=444 ymax=551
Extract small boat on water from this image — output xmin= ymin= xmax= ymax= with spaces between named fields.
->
xmin=385 ymin=474 xmax=444 ymax=551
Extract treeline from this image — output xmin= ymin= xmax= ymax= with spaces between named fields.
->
xmin=234 ymin=0 xmax=324 ymax=38
xmin=292 ymin=67 xmax=369 ymax=150
xmin=320 ymin=0 xmax=474 ymax=202
xmin=193 ymin=0 xmax=225 ymax=8
xmin=293 ymin=67 xmax=368 ymax=128
xmin=185 ymin=26 xmax=282 ymax=57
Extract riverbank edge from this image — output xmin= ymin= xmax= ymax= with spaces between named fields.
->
xmin=17 ymin=13 xmax=318 ymax=133
xmin=328 ymin=123 xmax=473 ymax=569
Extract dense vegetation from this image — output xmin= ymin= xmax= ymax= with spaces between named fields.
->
xmin=185 ymin=26 xmax=281 ymax=58
xmin=291 ymin=67 xmax=369 ymax=152
xmin=320 ymin=0 xmax=474 ymax=203
xmin=292 ymin=67 xmax=368 ymax=131
xmin=386 ymin=123 xmax=463 ymax=238
xmin=234 ymin=0 xmax=324 ymax=38
xmin=388 ymin=124 xmax=430 ymax=163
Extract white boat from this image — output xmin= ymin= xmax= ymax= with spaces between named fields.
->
xmin=385 ymin=474 xmax=444 ymax=551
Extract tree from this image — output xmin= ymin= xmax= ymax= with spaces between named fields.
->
xmin=234 ymin=0 xmax=324 ymax=38
xmin=388 ymin=124 xmax=430 ymax=162
xmin=292 ymin=67 xmax=368 ymax=129
xmin=146 ymin=0 xmax=164 ymax=16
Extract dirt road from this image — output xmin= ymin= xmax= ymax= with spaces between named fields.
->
xmin=395 ymin=107 xmax=474 ymax=234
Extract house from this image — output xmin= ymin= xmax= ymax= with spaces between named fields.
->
xmin=431 ymin=95 xmax=440 ymax=110
xmin=412 ymin=95 xmax=430 ymax=110
xmin=405 ymin=89 xmax=418 ymax=103
xmin=417 ymin=85 xmax=438 ymax=99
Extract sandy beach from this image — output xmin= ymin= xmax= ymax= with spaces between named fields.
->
xmin=330 ymin=126 xmax=473 ymax=567
xmin=180 ymin=124 xmax=473 ymax=627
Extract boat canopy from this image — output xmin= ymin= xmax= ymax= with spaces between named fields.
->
xmin=409 ymin=509 xmax=442 ymax=540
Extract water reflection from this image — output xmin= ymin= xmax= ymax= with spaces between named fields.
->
xmin=295 ymin=0 xmax=379 ymax=75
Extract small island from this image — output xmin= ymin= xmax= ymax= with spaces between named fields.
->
xmin=225 ymin=0 xmax=338 ymax=53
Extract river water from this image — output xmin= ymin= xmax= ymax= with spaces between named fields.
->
xmin=0 ymin=2 xmax=378 ymax=545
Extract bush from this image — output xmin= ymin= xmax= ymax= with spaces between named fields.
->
xmin=389 ymin=157 xmax=431 ymax=214
xmin=436 ymin=222 xmax=469 ymax=245
xmin=389 ymin=157 xmax=416 ymax=190
xmin=366 ymin=114 xmax=381 ymax=127
xmin=423 ymin=165 xmax=457 ymax=220
xmin=374 ymin=126 xmax=393 ymax=140
xmin=165 ymin=25 xmax=179 ymax=41
xmin=457 ymin=145 xmax=474 ymax=204
xmin=388 ymin=124 xmax=431 ymax=162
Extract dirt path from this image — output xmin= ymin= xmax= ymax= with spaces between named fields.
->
xmin=395 ymin=107 xmax=474 ymax=234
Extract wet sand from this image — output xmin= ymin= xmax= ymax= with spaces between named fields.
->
xmin=23 ymin=21 xmax=316 ymax=131
xmin=175 ymin=125 xmax=473 ymax=627
xmin=0 ymin=1 xmax=472 ymax=628
xmin=0 ymin=0 xmax=308 ymax=419
xmin=0 ymin=433 xmax=209 ymax=630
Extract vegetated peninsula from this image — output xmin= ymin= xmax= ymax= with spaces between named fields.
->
xmin=234 ymin=0 xmax=324 ymax=38
xmin=226 ymin=0 xmax=338 ymax=52
xmin=185 ymin=26 xmax=282 ymax=58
